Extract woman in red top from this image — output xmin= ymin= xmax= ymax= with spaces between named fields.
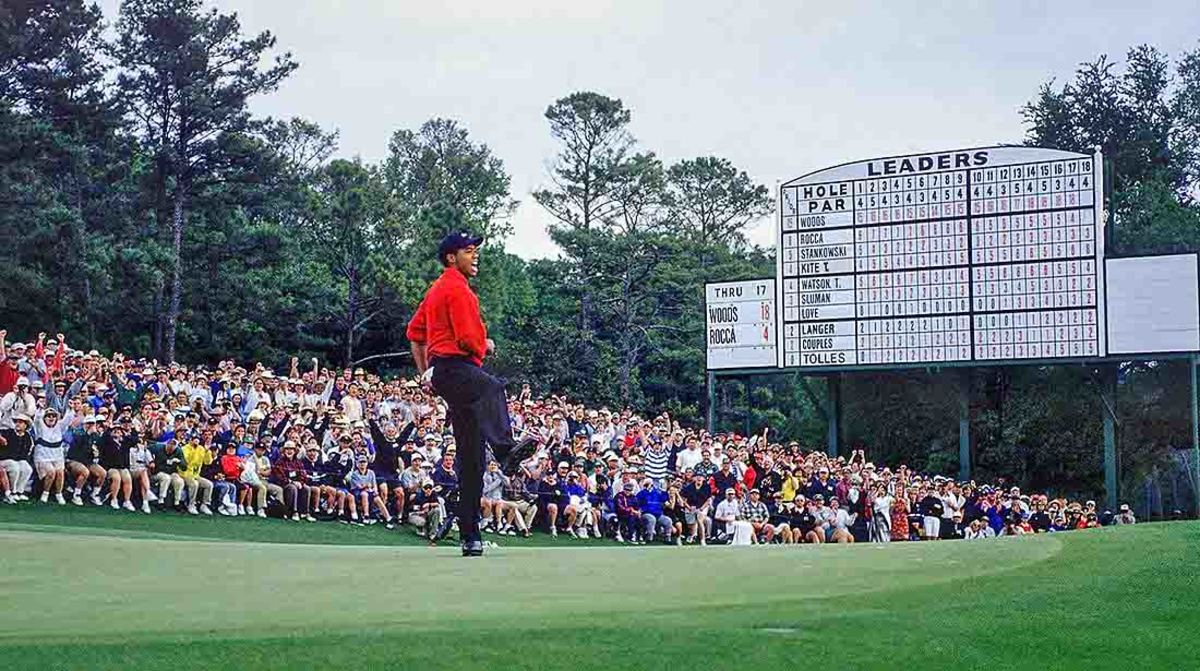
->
xmin=218 ymin=443 xmax=250 ymax=515
xmin=891 ymin=486 xmax=911 ymax=541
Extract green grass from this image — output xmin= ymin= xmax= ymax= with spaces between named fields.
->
xmin=0 ymin=503 xmax=1195 ymax=671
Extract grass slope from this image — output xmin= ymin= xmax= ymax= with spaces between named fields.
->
xmin=0 ymin=505 xmax=1195 ymax=671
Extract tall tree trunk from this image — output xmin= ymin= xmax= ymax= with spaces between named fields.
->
xmin=152 ymin=276 xmax=163 ymax=359
xmin=164 ymin=190 xmax=185 ymax=363
xmin=345 ymin=267 xmax=358 ymax=366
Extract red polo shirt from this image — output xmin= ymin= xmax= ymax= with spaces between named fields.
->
xmin=406 ymin=266 xmax=488 ymax=366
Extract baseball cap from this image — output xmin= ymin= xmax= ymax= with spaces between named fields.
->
xmin=437 ymin=231 xmax=484 ymax=263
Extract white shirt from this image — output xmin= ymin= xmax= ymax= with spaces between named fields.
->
xmin=676 ymin=447 xmax=703 ymax=474
xmin=714 ymin=498 xmax=740 ymax=522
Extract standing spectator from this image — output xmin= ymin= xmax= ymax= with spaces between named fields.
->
xmin=870 ymin=482 xmax=893 ymax=542
xmin=0 ymin=330 xmax=19 ymax=395
xmin=918 ymin=487 xmax=945 ymax=540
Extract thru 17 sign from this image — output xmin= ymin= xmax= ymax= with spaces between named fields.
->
xmin=705 ymin=279 xmax=777 ymax=370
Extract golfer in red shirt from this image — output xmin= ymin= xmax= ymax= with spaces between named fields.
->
xmin=407 ymin=232 xmax=515 ymax=557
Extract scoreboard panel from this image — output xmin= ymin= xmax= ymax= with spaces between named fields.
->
xmin=777 ymin=146 xmax=1105 ymax=369
xmin=706 ymin=279 xmax=777 ymax=370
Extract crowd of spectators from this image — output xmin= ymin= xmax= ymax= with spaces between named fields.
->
xmin=0 ymin=329 xmax=1140 ymax=546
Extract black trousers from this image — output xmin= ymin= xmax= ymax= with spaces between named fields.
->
xmin=430 ymin=356 xmax=515 ymax=543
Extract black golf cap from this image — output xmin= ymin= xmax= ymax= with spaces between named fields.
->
xmin=437 ymin=231 xmax=484 ymax=263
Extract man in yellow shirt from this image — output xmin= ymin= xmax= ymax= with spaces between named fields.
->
xmin=180 ymin=438 xmax=214 ymax=515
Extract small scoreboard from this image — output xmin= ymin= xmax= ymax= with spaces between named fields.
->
xmin=705 ymin=279 xmax=777 ymax=370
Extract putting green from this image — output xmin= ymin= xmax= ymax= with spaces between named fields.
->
xmin=0 ymin=510 xmax=1195 ymax=671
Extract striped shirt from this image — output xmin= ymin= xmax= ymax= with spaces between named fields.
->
xmin=643 ymin=444 xmax=670 ymax=481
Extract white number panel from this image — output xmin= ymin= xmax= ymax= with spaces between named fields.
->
xmin=777 ymin=146 xmax=1105 ymax=368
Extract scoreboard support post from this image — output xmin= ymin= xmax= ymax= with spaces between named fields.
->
xmin=958 ymin=369 xmax=971 ymax=482
xmin=1101 ymin=366 xmax=1119 ymax=511
xmin=706 ymin=371 xmax=716 ymax=434
xmin=826 ymin=375 xmax=841 ymax=456
xmin=1191 ymin=356 xmax=1200 ymax=517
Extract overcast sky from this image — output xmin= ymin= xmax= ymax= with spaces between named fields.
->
xmin=97 ymin=0 xmax=1200 ymax=259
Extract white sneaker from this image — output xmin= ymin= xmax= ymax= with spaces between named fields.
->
xmin=55 ymin=493 xmax=66 ymax=505
xmin=90 ymin=492 xmax=101 ymax=506
xmin=40 ymin=491 xmax=49 ymax=503
xmin=141 ymin=501 xmax=151 ymax=514
xmin=72 ymin=495 xmax=83 ymax=506
xmin=578 ymin=527 xmax=589 ymax=539
xmin=616 ymin=533 xmax=625 ymax=543
xmin=290 ymin=513 xmax=300 ymax=522
xmin=122 ymin=501 xmax=135 ymax=512
xmin=110 ymin=498 xmax=119 ymax=510
xmin=550 ymin=528 xmax=558 ymax=538
xmin=147 ymin=491 xmax=158 ymax=503
xmin=568 ymin=528 xmax=578 ymax=539
xmin=187 ymin=504 xmax=198 ymax=515
xmin=200 ymin=504 xmax=213 ymax=516
xmin=304 ymin=515 xmax=316 ymax=522
xmin=16 ymin=493 xmax=28 ymax=501
xmin=700 ymin=536 xmax=707 ymax=546
xmin=4 ymin=493 xmax=15 ymax=504
xmin=237 ymin=505 xmax=246 ymax=515
xmin=256 ymin=509 xmax=267 ymax=518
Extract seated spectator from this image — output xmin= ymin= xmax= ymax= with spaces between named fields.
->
xmin=407 ymin=480 xmax=442 ymax=538
xmin=32 ymin=407 xmax=69 ymax=504
xmin=218 ymin=442 xmax=249 ymax=515
xmin=270 ymin=441 xmax=311 ymax=522
xmin=65 ymin=416 xmax=106 ymax=506
xmin=346 ymin=455 xmax=393 ymax=528
xmin=181 ymin=437 xmax=215 ymax=515
xmin=713 ymin=488 xmax=741 ymax=540
xmin=680 ymin=471 xmax=712 ymax=545
xmin=613 ymin=480 xmax=640 ymax=543
xmin=127 ymin=435 xmax=153 ymax=514
xmin=240 ymin=442 xmax=271 ymax=518
xmin=100 ymin=423 xmax=135 ymax=511
xmin=0 ymin=413 xmax=35 ymax=502
xmin=1115 ymin=503 xmax=1136 ymax=525
xmin=151 ymin=438 xmax=187 ymax=507
xmin=635 ymin=478 xmax=672 ymax=544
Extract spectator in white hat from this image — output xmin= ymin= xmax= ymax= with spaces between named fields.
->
xmin=1115 ymin=504 xmax=1136 ymax=525
xmin=31 ymin=407 xmax=69 ymax=504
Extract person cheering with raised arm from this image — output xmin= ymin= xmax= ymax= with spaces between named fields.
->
xmin=406 ymin=232 xmax=516 ymax=557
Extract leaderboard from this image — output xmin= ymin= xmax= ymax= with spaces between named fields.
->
xmin=777 ymin=147 xmax=1105 ymax=368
